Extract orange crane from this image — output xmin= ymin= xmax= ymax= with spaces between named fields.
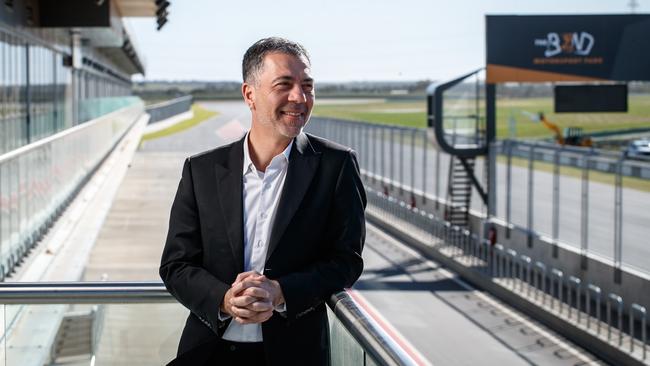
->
xmin=523 ymin=112 xmax=593 ymax=147
xmin=538 ymin=112 xmax=565 ymax=145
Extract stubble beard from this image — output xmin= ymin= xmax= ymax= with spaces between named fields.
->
xmin=275 ymin=113 xmax=310 ymax=139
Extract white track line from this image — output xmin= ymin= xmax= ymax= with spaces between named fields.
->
xmin=347 ymin=289 xmax=434 ymax=366
xmin=366 ymin=223 xmax=601 ymax=365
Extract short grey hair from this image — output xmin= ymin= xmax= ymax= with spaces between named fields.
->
xmin=242 ymin=37 xmax=311 ymax=84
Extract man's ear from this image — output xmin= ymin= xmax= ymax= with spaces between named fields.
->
xmin=242 ymin=82 xmax=255 ymax=110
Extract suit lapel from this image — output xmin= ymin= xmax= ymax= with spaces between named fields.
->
xmin=266 ymin=133 xmax=321 ymax=262
xmin=215 ymin=136 xmax=245 ymax=274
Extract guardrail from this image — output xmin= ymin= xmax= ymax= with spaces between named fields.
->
xmin=497 ymin=139 xmax=650 ymax=180
xmin=307 ymin=116 xmax=650 ymax=275
xmin=0 ymin=101 xmax=144 ymax=281
xmin=146 ymin=95 xmax=193 ymax=124
xmin=366 ymin=187 xmax=648 ymax=365
xmin=0 ymin=282 xmax=417 ymax=366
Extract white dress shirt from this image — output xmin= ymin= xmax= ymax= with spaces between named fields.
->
xmin=221 ymin=132 xmax=293 ymax=342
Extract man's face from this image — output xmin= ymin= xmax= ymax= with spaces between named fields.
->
xmin=244 ymin=52 xmax=314 ymax=140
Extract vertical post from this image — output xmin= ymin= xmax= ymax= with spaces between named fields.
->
xmin=363 ymin=124 xmax=369 ymax=173
xmin=410 ymin=129 xmax=416 ymax=192
xmin=506 ymin=140 xmax=512 ymax=238
xmin=422 ymin=131 xmax=427 ymax=203
xmin=364 ymin=124 xmax=369 ymax=176
xmin=357 ymin=123 xmax=368 ymax=171
xmin=587 ymin=284 xmax=602 ymax=335
xmin=372 ymin=125 xmax=377 ymax=183
xmin=70 ymin=30 xmax=82 ymax=126
xmin=25 ymin=44 xmax=31 ymax=144
xmin=486 ymin=83 xmax=497 ymax=217
xmin=552 ymin=147 xmax=560 ymax=258
xmin=527 ymin=143 xmax=535 ymax=248
xmin=335 ymin=120 xmax=340 ymax=144
xmin=380 ymin=127 xmax=385 ymax=186
xmin=475 ymin=76 xmax=480 ymax=144
xmin=435 ymin=146 xmax=440 ymax=209
xmin=581 ymin=152 xmax=590 ymax=270
xmin=390 ymin=127 xmax=394 ymax=191
xmin=358 ymin=123 xmax=363 ymax=170
xmin=614 ymin=157 xmax=623 ymax=284
xmin=399 ymin=129 xmax=404 ymax=194
xmin=568 ymin=276 xmax=581 ymax=321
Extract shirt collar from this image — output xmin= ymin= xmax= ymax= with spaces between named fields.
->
xmin=243 ymin=132 xmax=294 ymax=175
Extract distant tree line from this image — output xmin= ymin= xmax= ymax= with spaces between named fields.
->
xmin=133 ymin=80 xmax=650 ymax=102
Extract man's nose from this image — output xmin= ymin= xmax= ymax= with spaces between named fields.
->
xmin=288 ymin=84 xmax=307 ymax=104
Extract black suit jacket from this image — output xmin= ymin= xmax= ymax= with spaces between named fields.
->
xmin=160 ymin=132 xmax=366 ymax=365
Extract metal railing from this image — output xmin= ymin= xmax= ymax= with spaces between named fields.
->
xmin=498 ymin=139 xmax=650 ymax=179
xmin=366 ymin=187 xmax=648 ymax=364
xmin=0 ymin=101 xmax=144 ymax=281
xmin=306 ymin=117 xmax=650 ymax=274
xmin=491 ymin=139 xmax=650 ymax=275
xmin=0 ymin=282 xmax=417 ymax=366
xmin=146 ymin=95 xmax=193 ymax=124
xmin=307 ymin=118 xmax=434 ymax=203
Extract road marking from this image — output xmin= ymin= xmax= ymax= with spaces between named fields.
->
xmin=216 ymin=119 xmax=246 ymax=141
xmin=347 ymin=289 xmax=434 ymax=366
xmin=366 ymin=223 xmax=601 ymax=365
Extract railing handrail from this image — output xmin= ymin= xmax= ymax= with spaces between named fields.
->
xmin=0 ymin=281 xmax=171 ymax=304
xmin=328 ymin=291 xmax=418 ymax=366
xmin=0 ymin=281 xmax=418 ymax=366
xmin=0 ymin=99 xmax=143 ymax=164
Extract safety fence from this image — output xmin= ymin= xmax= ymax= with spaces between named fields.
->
xmin=307 ymin=118 xmax=439 ymax=205
xmin=367 ymin=187 xmax=648 ymax=365
xmin=492 ymin=139 xmax=650 ymax=274
xmin=146 ymin=95 xmax=193 ymax=124
xmin=0 ymin=100 xmax=144 ymax=281
xmin=307 ymin=117 xmax=650 ymax=274
xmin=0 ymin=282 xmax=417 ymax=366
xmin=500 ymin=139 xmax=650 ymax=179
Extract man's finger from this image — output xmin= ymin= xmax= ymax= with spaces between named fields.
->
xmin=245 ymin=300 xmax=273 ymax=312
xmin=230 ymin=279 xmax=265 ymax=295
xmin=230 ymin=295 xmax=260 ymax=307
xmin=241 ymin=287 xmax=270 ymax=299
xmin=234 ymin=271 xmax=260 ymax=284
xmin=230 ymin=305 xmax=258 ymax=319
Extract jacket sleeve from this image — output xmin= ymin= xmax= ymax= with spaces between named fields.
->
xmin=159 ymin=158 xmax=231 ymax=333
xmin=276 ymin=150 xmax=366 ymax=322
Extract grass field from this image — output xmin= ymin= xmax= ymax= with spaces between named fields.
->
xmin=312 ymin=95 xmax=650 ymax=139
xmin=313 ymin=99 xmax=426 ymax=128
xmin=141 ymin=104 xmax=218 ymax=142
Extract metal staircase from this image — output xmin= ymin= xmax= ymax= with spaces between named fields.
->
xmin=49 ymin=305 xmax=104 ymax=365
xmin=445 ymin=156 xmax=475 ymax=227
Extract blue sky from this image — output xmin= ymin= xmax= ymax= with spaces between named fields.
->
xmin=127 ymin=0 xmax=649 ymax=82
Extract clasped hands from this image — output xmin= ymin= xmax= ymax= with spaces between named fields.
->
xmin=220 ymin=270 xmax=285 ymax=324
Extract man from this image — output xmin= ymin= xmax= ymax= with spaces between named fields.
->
xmin=160 ymin=37 xmax=366 ymax=366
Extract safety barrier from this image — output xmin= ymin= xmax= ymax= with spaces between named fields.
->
xmin=307 ymin=116 xmax=650 ymax=276
xmin=497 ymin=139 xmax=650 ymax=179
xmin=366 ymin=187 xmax=648 ymax=364
xmin=0 ymin=282 xmax=417 ymax=366
xmin=146 ymin=95 xmax=193 ymax=124
xmin=0 ymin=101 xmax=144 ymax=281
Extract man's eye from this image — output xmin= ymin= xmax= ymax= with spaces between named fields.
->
xmin=303 ymin=84 xmax=314 ymax=91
